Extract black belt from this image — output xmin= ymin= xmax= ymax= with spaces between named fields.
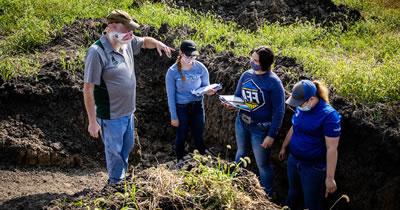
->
xmin=239 ymin=112 xmax=272 ymax=131
xmin=240 ymin=112 xmax=252 ymax=124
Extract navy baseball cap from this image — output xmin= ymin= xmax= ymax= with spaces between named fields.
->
xmin=286 ymin=80 xmax=317 ymax=107
xmin=180 ymin=40 xmax=199 ymax=56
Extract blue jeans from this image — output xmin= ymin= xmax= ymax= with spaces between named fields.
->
xmin=286 ymin=154 xmax=326 ymax=210
xmin=97 ymin=114 xmax=135 ymax=184
xmin=175 ymin=101 xmax=206 ymax=160
xmin=235 ymin=115 xmax=274 ymax=196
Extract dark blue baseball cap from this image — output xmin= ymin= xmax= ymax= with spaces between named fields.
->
xmin=286 ymin=80 xmax=317 ymax=107
xmin=180 ymin=40 xmax=199 ymax=56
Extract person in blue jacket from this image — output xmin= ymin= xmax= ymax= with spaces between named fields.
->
xmin=166 ymin=40 xmax=216 ymax=166
xmin=226 ymin=46 xmax=285 ymax=197
xmin=279 ymin=80 xmax=342 ymax=210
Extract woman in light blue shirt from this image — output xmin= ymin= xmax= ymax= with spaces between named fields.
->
xmin=166 ymin=40 xmax=216 ymax=165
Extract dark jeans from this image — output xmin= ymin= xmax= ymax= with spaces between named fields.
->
xmin=175 ymin=101 xmax=206 ymax=160
xmin=286 ymin=154 xmax=326 ymax=210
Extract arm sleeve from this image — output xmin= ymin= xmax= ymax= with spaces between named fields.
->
xmin=323 ymin=111 xmax=342 ymax=138
xmin=131 ymin=37 xmax=145 ymax=55
xmin=166 ymin=68 xmax=178 ymax=120
xmin=268 ymin=80 xmax=286 ymax=138
xmin=234 ymin=72 xmax=245 ymax=97
xmin=84 ymin=47 xmax=103 ymax=85
xmin=200 ymin=62 xmax=210 ymax=87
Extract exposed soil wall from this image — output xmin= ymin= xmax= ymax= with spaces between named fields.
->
xmin=156 ymin=0 xmax=361 ymax=30
xmin=0 ymin=19 xmax=399 ymax=209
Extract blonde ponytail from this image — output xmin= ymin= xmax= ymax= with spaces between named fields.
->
xmin=176 ymin=55 xmax=186 ymax=81
xmin=313 ymin=80 xmax=329 ymax=103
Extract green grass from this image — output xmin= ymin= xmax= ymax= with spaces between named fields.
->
xmin=0 ymin=0 xmax=399 ymax=104
xmin=0 ymin=0 xmax=133 ymax=54
xmin=0 ymin=55 xmax=40 ymax=80
xmin=58 ymin=47 xmax=87 ymax=74
xmin=129 ymin=2 xmax=400 ymax=104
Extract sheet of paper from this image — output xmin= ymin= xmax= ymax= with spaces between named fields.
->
xmin=191 ymin=83 xmax=222 ymax=96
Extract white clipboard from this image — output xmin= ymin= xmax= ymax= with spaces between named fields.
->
xmin=219 ymin=95 xmax=251 ymax=111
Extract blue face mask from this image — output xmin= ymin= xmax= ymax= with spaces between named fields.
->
xmin=250 ymin=60 xmax=262 ymax=71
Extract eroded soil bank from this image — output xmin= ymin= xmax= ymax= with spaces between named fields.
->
xmin=0 ymin=19 xmax=399 ymax=210
xmin=155 ymin=0 xmax=361 ymax=30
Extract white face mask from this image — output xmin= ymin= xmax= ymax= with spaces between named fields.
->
xmin=298 ymin=100 xmax=312 ymax=111
xmin=182 ymin=55 xmax=196 ymax=65
xmin=108 ymin=31 xmax=133 ymax=45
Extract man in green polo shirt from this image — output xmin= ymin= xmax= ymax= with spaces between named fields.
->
xmin=83 ymin=10 xmax=173 ymax=184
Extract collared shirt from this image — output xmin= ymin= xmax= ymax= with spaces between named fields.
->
xmin=84 ymin=35 xmax=144 ymax=119
xmin=289 ymin=100 xmax=341 ymax=163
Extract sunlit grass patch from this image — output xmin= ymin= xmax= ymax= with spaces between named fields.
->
xmin=0 ymin=0 xmax=399 ymax=104
xmin=0 ymin=55 xmax=41 ymax=80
